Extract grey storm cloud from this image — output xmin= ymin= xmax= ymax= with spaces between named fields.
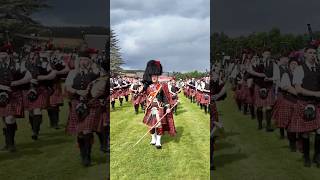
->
xmin=212 ymin=0 xmax=320 ymax=36
xmin=111 ymin=0 xmax=210 ymax=72
xmin=32 ymin=0 xmax=108 ymax=27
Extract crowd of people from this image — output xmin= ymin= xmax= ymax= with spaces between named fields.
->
xmin=220 ymin=40 xmax=320 ymax=168
xmin=0 ymin=38 xmax=108 ymax=167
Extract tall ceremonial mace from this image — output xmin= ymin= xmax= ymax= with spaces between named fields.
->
xmin=131 ymin=101 xmax=179 ymax=148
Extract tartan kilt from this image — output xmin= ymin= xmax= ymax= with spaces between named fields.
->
xmin=242 ymin=85 xmax=254 ymax=104
xmin=234 ymin=85 xmax=243 ymax=101
xmin=184 ymin=88 xmax=188 ymax=96
xmin=140 ymin=94 xmax=146 ymax=104
xmin=200 ymin=93 xmax=210 ymax=105
xmin=0 ymin=90 xmax=24 ymax=117
xmin=49 ymin=82 xmax=64 ymax=107
xmin=254 ymin=85 xmax=275 ymax=107
xmin=190 ymin=89 xmax=196 ymax=97
xmin=119 ymin=89 xmax=125 ymax=97
xmin=272 ymin=95 xmax=295 ymax=128
xmin=113 ymin=89 xmax=120 ymax=99
xmin=124 ymin=88 xmax=130 ymax=96
xmin=110 ymin=92 xmax=116 ymax=101
xmin=23 ymin=86 xmax=49 ymax=110
xmin=66 ymin=99 xmax=101 ymax=135
xmin=97 ymin=105 xmax=107 ymax=132
xmin=143 ymin=106 xmax=176 ymax=136
xmin=287 ymin=100 xmax=320 ymax=133
xmin=131 ymin=94 xmax=141 ymax=105
xmin=196 ymin=91 xmax=201 ymax=103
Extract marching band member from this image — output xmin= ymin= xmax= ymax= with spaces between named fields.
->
xmin=141 ymin=60 xmax=176 ymax=149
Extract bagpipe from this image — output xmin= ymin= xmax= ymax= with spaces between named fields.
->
xmin=50 ymin=54 xmax=66 ymax=72
xmin=76 ymin=76 xmax=108 ymax=120
xmin=170 ymin=86 xmax=182 ymax=100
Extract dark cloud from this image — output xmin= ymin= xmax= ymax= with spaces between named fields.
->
xmin=112 ymin=0 xmax=210 ymax=72
xmin=212 ymin=0 xmax=320 ymax=36
xmin=32 ymin=0 xmax=108 ymax=27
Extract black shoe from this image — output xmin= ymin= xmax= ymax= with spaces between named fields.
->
xmin=156 ymin=145 xmax=162 ymax=149
xmin=266 ymin=128 xmax=274 ymax=132
xmin=31 ymin=134 xmax=38 ymax=140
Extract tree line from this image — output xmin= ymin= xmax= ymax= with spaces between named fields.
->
xmin=211 ymin=27 xmax=320 ymax=63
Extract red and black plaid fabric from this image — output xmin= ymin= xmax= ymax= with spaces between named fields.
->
xmin=241 ymin=84 xmax=254 ymax=104
xmin=143 ymin=106 xmax=165 ymax=127
xmin=23 ymin=86 xmax=49 ymax=110
xmin=66 ymin=99 xmax=101 ymax=135
xmin=200 ymin=92 xmax=210 ymax=105
xmin=0 ymin=90 xmax=24 ymax=117
xmin=254 ymin=86 xmax=275 ymax=107
xmin=118 ymin=89 xmax=125 ymax=97
xmin=196 ymin=91 xmax=202 ymax=103
xmin=272 ymin=95 xmax=295 ymax=128
xmin=131 ymin=94 xmax=141 ymax=105
xmin=190 ymin=89 xmax=196 ymax=97
xmin=140 ymin=94 xmax=146 ymax=104
xmin=234 ymin=84 xmax=243 ymax=101
xmin=49 ymin=82 xmax=64 ymax=106
xmin=124 ymin=88 xmax=130 ymax=96
xmin=287 ymin=100 xmax=320 ymax=133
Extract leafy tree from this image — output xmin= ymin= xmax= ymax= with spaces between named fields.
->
xmin=110 ymin=29 xmax=124 ymax=76
xmin=0 ymin=0 xmax=49 ymax=33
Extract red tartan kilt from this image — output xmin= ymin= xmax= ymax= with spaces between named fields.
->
xmin=125 ymin=88 xmax=130 ymax=96
xmin=110 ymin=93 xmax=116 ymax=101
xmin=254 ymin=86 xmax=275 ymax=107
xmin=184 ymin=89 xmax=188 ymax=96
xmin=234 ymin=86 xmax=243 ymax=100
xmin=66 ymin=99 xmax=101 ymax=135
xmin=49 ymin=83 xmax=63 ymax=106
xmin=287 ymin=100 xmax=320 ymax=133
xmin=143 ymin=107 xmax=165 ymax=127
xmin=190 ymin=89 xmax=196 ymax=97
xmin=143 ymin=106 xmax=176 ymax=136
xmin=113 ymin=89 xmax=120 ymax=99
xmin=119 ymin=89 xmax=125 ymax=97
xmin=140 ymin=94 xmax=146 ymax=104
xmin=196 ymin=92 xmax=201 ymax=102
xmin=23 ymin=86 xmax=49 ymax=110
xmin=0 ymin=90 xmax=24 ymax=117
xmin=272 ymin=96 xmax=295 ymax=128
xmin=242 ymin=85 xmax=253 ymax=104
xmin=132 ymin=94 xmax=141 ymax=105
xmin=200 ymin=93 xmax=210 ymax=105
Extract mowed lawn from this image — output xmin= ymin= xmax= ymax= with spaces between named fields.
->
xmin=0 ymin=100 xmax=107 ymax=180
xmin=212 ymin=89 xmax=320 ymax=180
xmin=110 ymin=94 xmax=210 ymax=180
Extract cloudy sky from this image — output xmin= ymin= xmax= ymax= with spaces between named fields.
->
xmin=111 ymin=0 xmax=210 ymax=72
xmin=212 ymin=0 xmax=320 ymax=37
xmin=32 ymin=0 xmax=108 ymax=27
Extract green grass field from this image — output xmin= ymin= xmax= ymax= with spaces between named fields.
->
xmin=212 ymin=90 xmax=320 ymax=180
xmin=0 ymin=101 xmax=107 ymax=180
xmin=110 ymin=94 xmax=210 ymax=180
